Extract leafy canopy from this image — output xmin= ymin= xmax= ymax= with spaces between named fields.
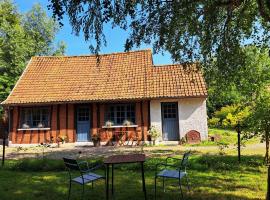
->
xmin=0 ymin=0 xmax=66 ymax=104
xmin=206 ymin=46 xmax=270 ymax=115
xmin=49 ymin=1 xmax=270 ymax=68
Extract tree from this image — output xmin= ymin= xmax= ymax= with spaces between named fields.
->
xmin=207 ymin=46 xmax=270 ymax=163
xmin=48 ymin=1 xmax=270 ymax=74
xmin=236 ymin=47 xmax=270 ymax=162
xmin=0 ymin=1 xmax=66 ymax=105
xmin=244 ymin=91 xmax=270 ymax=163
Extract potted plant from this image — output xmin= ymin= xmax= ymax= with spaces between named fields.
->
xmin=92 ymin=133 xmax=101 ymax=147
xmin=22 ymin=123 xmax=30 ymax=129
xmin=37 ymin=122 xmax=44 ymax=128
xmin=147 ymin=125 xmax=160 ymax=145
xmin=58 ymin=135 xmax=67 ymax=144
xmin=105 ymin=120 xmax=114 ymax=127
xmin=123 ymin=120 xmax=133 ymax=126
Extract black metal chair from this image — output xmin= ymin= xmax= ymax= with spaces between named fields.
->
xmin=154 ymin=151 xmax=191 ymax=199
xmin=63 ymin=157 xmax=105 ymax=200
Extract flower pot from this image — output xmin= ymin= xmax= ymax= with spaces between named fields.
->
xmin=93 ymin=140 xmax=100 ymax=147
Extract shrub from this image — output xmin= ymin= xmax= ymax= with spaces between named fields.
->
xmin=208 ymin=105 xmax=251 ymax=129
xmin=147 ymin=125 xmax=160 ymax=141
xmin=208 ymin=117 xmax=220 ymax=128
xmin=214 ymin=105 xmax=238 ymax=121
xmin=11 ymin=158 xmax=65 ymax=171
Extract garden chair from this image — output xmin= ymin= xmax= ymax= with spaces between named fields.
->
xmin=154 ymin=151 xmax=191 ymax=199
xmin=63 ymin=157 xmax=105 ymax=200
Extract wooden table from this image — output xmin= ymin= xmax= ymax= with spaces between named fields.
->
xmin=104 ymin=154 xmax=147 ymax=200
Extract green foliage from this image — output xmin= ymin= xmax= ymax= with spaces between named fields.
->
xmin=206 ymin=86 xmax=242 ymax=117
xmin=208 ymin=117 xmax=220 ymax=128
xmin=195 ymin=154 xmax=263 ymax=171
xmin=147 ymin=125 xmax=160 ymax=140
xmin=206 ymin=46 xmax=270 ymax=116
xmin=244 ymin=90 xmax=270 ymax=142
xmin=208 ymin=105 xmax=251 ymax=129
xmin=49 ymin=1 xmax=270 ymax=83
xmin=0 ymin=1 xmax=66 ymax=102
xmin=11 ymin=158 xmax=65 ymax=172
xmin=214 ymin=105 xmax=238 ymax=121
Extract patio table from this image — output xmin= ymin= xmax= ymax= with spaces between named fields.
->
xmin=104 ymin=153 xmax=147 ymax=200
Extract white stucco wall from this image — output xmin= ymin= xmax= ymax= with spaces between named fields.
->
xmin=150 ymin=98 xmax=208 ymax=141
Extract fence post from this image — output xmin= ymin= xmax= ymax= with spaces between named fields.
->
xmin=267 ymin=165 xmax=270 ymax=200
xmin=236 ymin=124 xmax=241 ymax=163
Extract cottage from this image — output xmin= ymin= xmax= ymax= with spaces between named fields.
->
xmin=1 ymin=50 xmax=208 ymax=145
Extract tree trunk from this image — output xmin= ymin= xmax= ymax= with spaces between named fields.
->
xmin=265 ymin=131 xmax=269 ymax=164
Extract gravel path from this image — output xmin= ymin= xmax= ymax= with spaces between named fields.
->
xmin=0 ymin=142 xmax=265 ymax=160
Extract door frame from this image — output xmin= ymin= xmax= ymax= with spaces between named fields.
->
xmin=161 ymin=102 xmax=180 ymax=141
xmin=75 ymin=105 xmax=91 ymax=142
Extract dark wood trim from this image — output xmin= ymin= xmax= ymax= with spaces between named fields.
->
xmin=9 ymin=108 xmax=13 ymax=132
xmin=74 ymin=104 xmax=77 ymax=141
xmin=97 ymin=103 xmax=100 ymax=128
xmin=90 ymin=104 xmax=93 ymax=135
xmin=49 ymin=105 xmax=53 ymax=142
xmin=148 ymin=100 xmax=150 ymax=129
xmin=21 ymin=130 xmax=25 ymax=144
xmin=57 ymin=104 xmax=60 ymax=139
xmin=140 ymin=101 xmax=144 ymax=141
xmin=30 ymin=130 xmax=33 ymax=143
xmin=38 ymin=130 xmax=40 ymax=143
xmin=16 ymin=107 xmax=20 ymax=143
xmin=66 ymin=104 xmax=68 ymax=140
xmin=43 ymin=130 xmax=46 ymax=143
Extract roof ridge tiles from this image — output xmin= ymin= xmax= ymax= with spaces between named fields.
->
xmin=32 ymin=49 xmax=152 ymax=59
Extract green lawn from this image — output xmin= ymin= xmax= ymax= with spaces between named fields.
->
xmin=185 ymin=128 xmax=261 ymax=147
xmin=0 ymin=150 xmax=267 ymax=200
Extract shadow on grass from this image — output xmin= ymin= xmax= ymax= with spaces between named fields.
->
xmin=0 ymin=153 xmax=267 ymax=199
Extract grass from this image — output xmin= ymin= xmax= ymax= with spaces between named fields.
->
xmin=0 ymin=128 xmax=266 ymax=199
xmin=185 ymin=128 xmax=261 ymax=147
xmin=0 ymin=149 xmax=267 ymax=200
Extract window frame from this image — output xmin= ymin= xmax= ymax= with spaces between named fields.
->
xmin=104 ymin=103 xmax=136 ymax=126
xmin=20 ymin=107 xmax=51 ymax=129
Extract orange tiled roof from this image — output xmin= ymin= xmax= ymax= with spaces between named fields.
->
xmin=2 ymin=50 xmax=207 ymax=105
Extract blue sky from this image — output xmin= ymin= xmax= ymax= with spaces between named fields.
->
xmin=14 ymin=0 xmax=173 ymax=65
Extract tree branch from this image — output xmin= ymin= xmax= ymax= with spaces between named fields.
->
xmin=257 ymin=0 xmax=270 ymax=22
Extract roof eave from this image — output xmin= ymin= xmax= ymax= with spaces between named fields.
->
xmin=2 ymin=94 xmax=208 ymax=106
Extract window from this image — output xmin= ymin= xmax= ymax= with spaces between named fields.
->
xmin=162 ymin=103 xmax=177 ymax=119
xmin=77 ymin=107 xmax=90 ymax=121
xmin=20 ymin=107 xmax=50 ymax=129
xmin=105 ymin=104 xmax=136 ymax=125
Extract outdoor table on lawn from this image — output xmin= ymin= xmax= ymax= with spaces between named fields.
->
xmin=104 ymin=153 xmax=147 ymax=200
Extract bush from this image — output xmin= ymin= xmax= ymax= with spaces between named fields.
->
xmin=10 ymin=158 xmax=65 ymax=171
xmin=194 ymin=154 xmax=263 ymax=171
xmin=208 ymin=105 xmax=251 ymax=129
xmin=214 ymin=105 xmax=238 ymax=121
xmin=208 ymin=117 xmax=220 ymax=128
